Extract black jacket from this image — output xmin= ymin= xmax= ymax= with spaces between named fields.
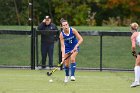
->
xmin=38 ymin=22 xmax=58 ymax=43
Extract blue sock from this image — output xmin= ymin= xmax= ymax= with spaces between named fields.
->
xmin=64 ymin=66 xmax=69 ymax=76
xmin=71 ymin=63 xmax=76 ymax=76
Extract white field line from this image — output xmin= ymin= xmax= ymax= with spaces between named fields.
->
xmin=76 ymin=75 xmax=120 ymax=79
xmin=0 ymin=74 xmax=43 ymax=76
xmin=0 ymin=74 xmax=130 ymax=79
xmin=13 ymin=88 xmax=48 ymax=91
xmin=79 ymin=88 xmax=112 ymax=91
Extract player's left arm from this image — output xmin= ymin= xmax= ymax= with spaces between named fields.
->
xmin=72 ymin=28 xmax=83 ymax=52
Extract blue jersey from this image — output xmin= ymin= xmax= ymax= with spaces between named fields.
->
xmin=62 ymin=27 xmax=79 ymax=54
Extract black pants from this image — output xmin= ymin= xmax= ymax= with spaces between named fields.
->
xmin=41 ymin=42 xmax=54 ymax=68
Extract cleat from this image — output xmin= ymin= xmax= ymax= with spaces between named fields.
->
xmin=71 ymin=76 xmax=75 ymax=81
xmin=130 ymin=81 xmax=140 ymax=87
xmin=64 ymin=76 xmax=69 ymax=83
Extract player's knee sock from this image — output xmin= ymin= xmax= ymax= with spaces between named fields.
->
xmin=134 ymin=66 xmax=140 ymax=82
xmin=64 ymin=66 xmax=69 ymax=76
xmin=71 ymin=62 xmax=76 ymax=76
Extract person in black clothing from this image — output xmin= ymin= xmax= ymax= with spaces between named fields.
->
xmin=38 ymin=15 xmax=58 ymax=68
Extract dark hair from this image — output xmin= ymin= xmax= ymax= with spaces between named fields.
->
xmin=60 ymin=18 xmax=67 ymax=24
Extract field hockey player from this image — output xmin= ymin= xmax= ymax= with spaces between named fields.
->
xmin=130 ymin=22 xmax=140 ymax=87
xmin=59 ymin=18 xmax=83 ymax=83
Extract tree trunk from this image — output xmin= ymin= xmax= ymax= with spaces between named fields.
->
xmin=13 ymin=0 xmax=21 ymax=25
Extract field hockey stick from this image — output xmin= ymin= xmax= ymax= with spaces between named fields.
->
xmin=47 ymin=53 xmax=72 ymax=76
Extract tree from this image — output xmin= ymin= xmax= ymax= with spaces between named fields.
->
xmin=96 ymin=0 xmax=140 ymax=25
xmin=0 ymin=0 xmax=140 ymax=26
xmin=0 ymin=0 xmax=29 ymax=25
xmin=47 ymin=0 xmax=90 ymax=25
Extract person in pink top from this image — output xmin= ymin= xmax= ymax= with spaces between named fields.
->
xmin=130 ymin=22 xmax=140 ymax=87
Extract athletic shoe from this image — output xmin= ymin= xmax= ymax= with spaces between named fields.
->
xmin=130 ymin=81 xmax=140 ymax=87
xmin=64 ymin=76 xmax=69 ymax=83
xmin=71 ymin=76 xmax=75 ymax=81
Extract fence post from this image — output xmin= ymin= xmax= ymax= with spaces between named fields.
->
xmin=31 ymin=28 xmax=36 ymax=69
xmin=36 ymin=29 xmax=39 ymax=67
xmin=100 ymin=35 xmax=102 ymax=71
xmin=29 ymin=0 xmax=35 ymax=70
xmin=58 ymin=30 xmax=63 ymax=70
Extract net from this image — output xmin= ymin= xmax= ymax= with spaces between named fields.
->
xmin=0 ymin=29 xmax=135 ymax=71
xmin=0 ymin=0 xmax=33 ymax=68
xmin=102 ymin=36 xmax=134 ymax=70
xmin=0 ymin=30 xmax=31 ymax=68
xmin=76 ymin=32 xmax=134 ymax=71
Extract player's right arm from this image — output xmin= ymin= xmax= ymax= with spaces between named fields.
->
xmin=131 ymin=32 xmax=137 ymax=51
xmin=38 ymin=19 xmax=46 ymax=30
xmin=59 ymin=32 xmax=65 ymax=61
xmin=131 ymin=32 xmax=138 ymax=57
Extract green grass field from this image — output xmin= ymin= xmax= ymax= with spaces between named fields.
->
xmin=0 ymin=69 xmax=139 ymax=93
xmin=0 ymin=25 xmax=130 ymax=32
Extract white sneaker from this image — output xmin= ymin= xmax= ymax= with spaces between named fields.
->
xmin=71 ymin=76 xmax=75 ymax=81
xmin=64 ymin=76 xmax=69 ymax=83
xmin=130 ymin=81 xmax=140 ymax=87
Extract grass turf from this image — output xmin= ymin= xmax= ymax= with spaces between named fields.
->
xmin=0 ymin=25 xmax=130 ymax=31
xmin=0 ymin=69 xmax=139 ymax=93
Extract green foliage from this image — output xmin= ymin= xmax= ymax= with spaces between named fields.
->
xmin=0 ymin=0 xmax=29 ymax=25
xmin=0 ymin=0 xmax=16 ymax=25
xmin=0 ymin=0 xmax=140 ymax=26
xmin=51 ymin=0 xmax=90 ymax=25
xmin=72 ymin=4 xmax=90 ymax=25
xmin=97 ymin=0 xmax=140 ymax=26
